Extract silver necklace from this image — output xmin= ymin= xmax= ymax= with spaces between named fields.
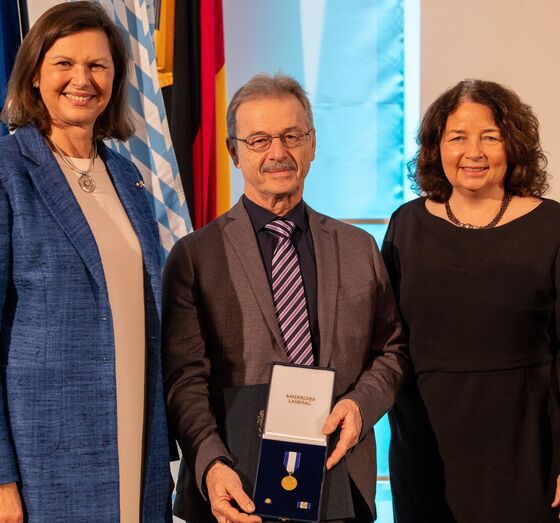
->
xmin=46 ymin=136 xmax=98 ymax=193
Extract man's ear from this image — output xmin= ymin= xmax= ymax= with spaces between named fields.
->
xmin=309 ymin=128 xmax=316 ymax=161
xmin=226 ymin=138 xmax=240 ymax=167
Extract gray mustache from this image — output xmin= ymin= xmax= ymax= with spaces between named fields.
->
xmin=261 ymin=161 xmax=296 ymax=172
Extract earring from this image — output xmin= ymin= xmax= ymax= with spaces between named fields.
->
xmin=32 ymin=81 xmax=39 ymax=88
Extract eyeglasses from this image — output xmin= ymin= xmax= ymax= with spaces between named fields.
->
xmin=231 ymin=128 xmax=314 ymax=152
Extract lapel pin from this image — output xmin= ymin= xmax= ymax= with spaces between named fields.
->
xmin=135 ymin=180 xmax=145 ymax=188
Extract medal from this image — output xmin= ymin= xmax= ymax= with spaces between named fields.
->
xmin=281 ymin=451 xmax=300 ymax=491
xmin=281 ymin=474 xmax=297 ymax=491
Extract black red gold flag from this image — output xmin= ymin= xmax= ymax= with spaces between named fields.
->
xmin=161 ymin=0 xmax=230 ymax=229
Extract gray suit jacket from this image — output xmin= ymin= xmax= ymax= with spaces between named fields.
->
xmin=162 ymin=199 xmax=407 ymax=521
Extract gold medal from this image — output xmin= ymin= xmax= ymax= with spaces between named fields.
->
xmin=281 ymin=474 xmax=298 ymax=491
xmin=282 ymin=451 xmax=301 ymax=491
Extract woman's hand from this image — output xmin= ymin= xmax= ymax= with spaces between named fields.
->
xmin=0 ymin=482 xmax=23 ymax=523
xmin=552 ymin=474 xmax=560 ymax=513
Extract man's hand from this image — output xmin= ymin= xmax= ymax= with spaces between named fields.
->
xmin=322 ymin=398 xmax=363 ymax=470
xmin=0 ymin=482 xmax=23 ymax=523
xmin=551 ymin=474 xmax=560 ymax=512
xmin=205 ymin=461 xmax=261 ymax=523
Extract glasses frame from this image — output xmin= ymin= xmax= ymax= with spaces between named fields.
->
xmin=231 ymin=128 xmax=315 ymax=152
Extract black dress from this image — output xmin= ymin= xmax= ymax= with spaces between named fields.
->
xmin=381 ymin=198 xmax=560 ymax=522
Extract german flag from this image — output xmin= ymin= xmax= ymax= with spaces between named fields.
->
xmin=161 ymin=0 xmax=230 ymax=230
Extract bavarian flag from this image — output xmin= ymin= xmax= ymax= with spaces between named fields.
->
xmin=160 ymin=0 xmax=230 ymax=230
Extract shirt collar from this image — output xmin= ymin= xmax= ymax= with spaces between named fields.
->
xmin=242 ymin=195 xmax=308 ymax=233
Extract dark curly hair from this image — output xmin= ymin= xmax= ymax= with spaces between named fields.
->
xmin=409 ymin=79 xmax=548 ymax=202
xmin=1 ymin=1 xmax=134 ymax=140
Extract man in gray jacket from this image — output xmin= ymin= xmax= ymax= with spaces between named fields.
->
xmin=163 ymin=73 xmax=407 ymax=523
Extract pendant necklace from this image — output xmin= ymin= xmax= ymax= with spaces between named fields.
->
xmin=445 ymin=193 xmax=511 ymax=229
xmin=46 ymin=135 xmax=98 ymax=193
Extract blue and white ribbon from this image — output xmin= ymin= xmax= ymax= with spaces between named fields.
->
xmin=283 ymin=451 xmax=301 ymax=475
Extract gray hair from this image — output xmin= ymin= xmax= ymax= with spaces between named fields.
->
xmin=226 ymin=73 xmax=313 ymax=138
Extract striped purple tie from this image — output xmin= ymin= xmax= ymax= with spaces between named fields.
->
xmin=265 ymin=219 xmax=314 ymax=366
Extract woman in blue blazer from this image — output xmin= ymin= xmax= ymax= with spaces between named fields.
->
xmin=0 ymin=3 xmax=171 ymax=522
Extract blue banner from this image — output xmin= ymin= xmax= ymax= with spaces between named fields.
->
xmin=0 ymin=0 xmax=21 ymax=136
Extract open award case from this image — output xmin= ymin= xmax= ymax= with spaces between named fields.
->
xmin=253 ymin=363 xmax=335 ymax=522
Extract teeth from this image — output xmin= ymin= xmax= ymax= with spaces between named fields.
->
xmin=65 ymin=94 xmax=91 ymax=102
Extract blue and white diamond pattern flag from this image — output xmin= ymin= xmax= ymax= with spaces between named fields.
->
xmin=95 ymin=0 xmax=192 ymax=259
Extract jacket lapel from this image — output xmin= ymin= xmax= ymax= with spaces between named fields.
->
xmin=307 ymin=206 xmax=339 ymax=367
xmin=224 ymin=200 xmax=287 ymax=360
xmin=17 ymin=126 xmax=107 ymax=293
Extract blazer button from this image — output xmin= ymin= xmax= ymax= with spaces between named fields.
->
xmin=100 ymin=316 xmax=107 ymax=321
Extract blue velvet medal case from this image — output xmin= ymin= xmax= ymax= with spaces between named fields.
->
xmin=253 ymin=363 xmax=335 ymax=522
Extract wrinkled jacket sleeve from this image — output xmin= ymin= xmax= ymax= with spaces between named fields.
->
xmin=0 ymin=180 xmax=19 ymax=484
xmin=342 ymin=232 xmax=409 ymax=438
xmin=162 ymin=238 xmax=232 ymax=495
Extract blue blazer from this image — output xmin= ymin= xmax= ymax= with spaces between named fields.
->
xmin=0 ymin=125 xmax=171 ymax=522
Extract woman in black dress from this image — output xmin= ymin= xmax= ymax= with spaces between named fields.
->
xmin=382 ymin=79 xmax=560 ymax=522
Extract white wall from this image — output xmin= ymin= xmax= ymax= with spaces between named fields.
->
xmin=421 ymin=0 xmax=560 ymax=201
xmin=26 ymin=0 xmax=59 ymax=26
